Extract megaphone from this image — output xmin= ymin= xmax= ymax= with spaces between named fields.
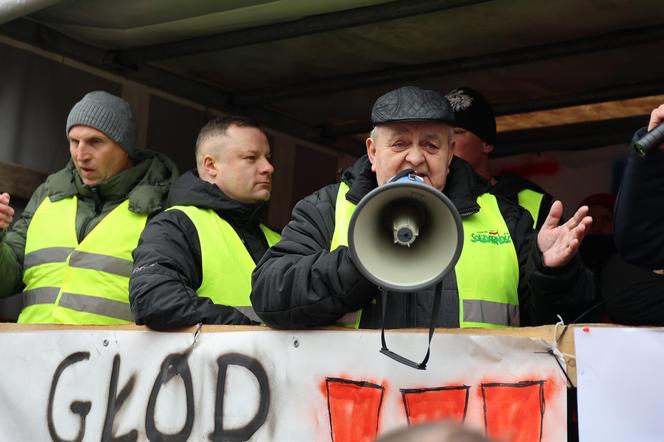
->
xmin=633 ymin=123 xmax=664 ymax=156
xmin=348 ymin=171 xmax=463 ymax=292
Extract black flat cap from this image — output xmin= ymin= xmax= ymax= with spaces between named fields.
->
xmin=371 ymin=86 xmax=454 ymax=126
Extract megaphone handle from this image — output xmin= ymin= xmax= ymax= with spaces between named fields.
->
xmin=379 ymin=282 xmax=442 ymax=370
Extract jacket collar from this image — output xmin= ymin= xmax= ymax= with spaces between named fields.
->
xmin=45 ymin=150 xmax=179 ymax=215
xmin=167 ymin=170 xmax=267 ymax=227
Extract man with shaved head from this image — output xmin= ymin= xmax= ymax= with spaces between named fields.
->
xmin=130 ymin=115 xmax=280 ymax=329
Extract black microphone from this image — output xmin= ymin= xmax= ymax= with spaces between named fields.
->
xmin=633 ymin=123 xmax=664 ymax=156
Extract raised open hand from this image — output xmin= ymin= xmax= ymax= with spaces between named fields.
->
xmin=537 ymin=200 xmax=592 ymax=267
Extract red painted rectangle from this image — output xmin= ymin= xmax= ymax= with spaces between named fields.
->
xmin=481 ymin=381 xmax=544 ymax=442
xmin=326 ymin=377 xmax=385 ymax=442
xmin=401 ymin=385 xmax=469 ymax=425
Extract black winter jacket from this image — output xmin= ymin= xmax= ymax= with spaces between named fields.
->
xmin=614 ymin=127 xmax=664 ymax=269
xmin=130 ymin=170 xmax=272 ymax=329
xmin=251 ymin=156 xmax=594 ymax=329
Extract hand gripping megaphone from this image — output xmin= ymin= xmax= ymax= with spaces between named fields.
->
xmin=348 ymin=171 xmax=464 ymax=292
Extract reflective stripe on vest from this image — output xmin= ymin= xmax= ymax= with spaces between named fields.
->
xmin=168 ymin=206 xmax=280 ymax=318
xmin=57 ymin=292 xmax=135 ymax=322
xmin=455 ymin=193 xmax=520 ymax=328
xmin=517 ymin=188 xmax=545 ymax=229
xmin=19 ymin=197 xmax=147 ymax=324
xmin=331 ymin=185 xmax=520 ymax=329
xmin=24 ymin=247 xmax=75 ymax=269
xmin=23 ymin=287 xmax=60 ymax=306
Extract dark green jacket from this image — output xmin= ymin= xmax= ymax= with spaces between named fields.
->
xmin=0 ymin=150 xmax=178 ymax=297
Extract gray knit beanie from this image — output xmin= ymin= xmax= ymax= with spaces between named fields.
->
xmin=66 ymin=91 xmax=136 ymax=155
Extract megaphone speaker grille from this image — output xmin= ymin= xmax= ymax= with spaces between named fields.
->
xmin=349 ymin=180 xmax=463 ymax=291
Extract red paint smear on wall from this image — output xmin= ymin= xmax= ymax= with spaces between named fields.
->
xmin=325 ymin=378 xmax=385 ymax=442
xmin=402 ymin=386 xmax=469 ymax=425
xmin=495 ymin=159 xmax=561 ymax=178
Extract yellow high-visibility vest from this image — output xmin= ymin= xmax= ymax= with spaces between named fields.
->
xmin=455 ymin=193 xmax=520 ymax=328
xmin=331 ymin=183 xmax=520 ymax=328
xmin=168 ymin=205 xmax=280 ymax=321
xmin=20 ymin=197 xmax=147 ymax=324
xmin=517 ymin=188 xmax=545 ymax=229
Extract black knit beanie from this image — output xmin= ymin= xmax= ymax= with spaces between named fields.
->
xmin=445 ymin=87 xmax=496 ymax=146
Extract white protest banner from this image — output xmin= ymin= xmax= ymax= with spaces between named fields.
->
xmin=576 ymin=326 xmax=664 ymax=442
xmin=0 ymin=325 xmax=567 ymax=441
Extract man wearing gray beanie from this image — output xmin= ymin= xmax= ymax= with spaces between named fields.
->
xmin=67 ymin=90 xmax=137 ymax=158
xmin=446 ymin=86 xmax=554 ymax=230
xmin=0 ymin=90 xmax=179 ymax=325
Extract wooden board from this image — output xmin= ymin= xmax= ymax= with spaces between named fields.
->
xmin=0 ymin=161 xmax=48 ymax=199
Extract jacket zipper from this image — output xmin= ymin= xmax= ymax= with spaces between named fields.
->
xmin=458 ymin=208 xmax=479 ymax=217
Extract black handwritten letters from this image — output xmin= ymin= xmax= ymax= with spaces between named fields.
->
xmin=48 ymin=352 xmax=92 ymax=442
xmin=210 ymin=353 xmax=270 ymax=442
xmin=146 ymin=353 xmax=195 ymax=442
xmin=47 ymin=351 xmax=270 ymax=441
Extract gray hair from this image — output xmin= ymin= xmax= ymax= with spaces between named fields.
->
xmin=369 ymin=124 xmax=454 ymax=144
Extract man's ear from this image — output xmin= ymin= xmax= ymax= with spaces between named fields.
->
xmin=448 ymin=138 xmax=456 ymax=164
xmin=483 ymin=143 xmax=495 ymax=154
xmin=445 ymin=139 xmax=455 ymax=175
xmin=366 ymin=136 xmax=377 ymax=172
xmin=202 ymin=154 xmax=218 ymax=178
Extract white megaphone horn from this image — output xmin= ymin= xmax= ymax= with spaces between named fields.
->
xmin=348 ymin=171 xmax=463 ymax=291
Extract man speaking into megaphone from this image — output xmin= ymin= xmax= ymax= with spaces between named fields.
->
xmin=251 ymin=86 xmax=594 ymax=331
